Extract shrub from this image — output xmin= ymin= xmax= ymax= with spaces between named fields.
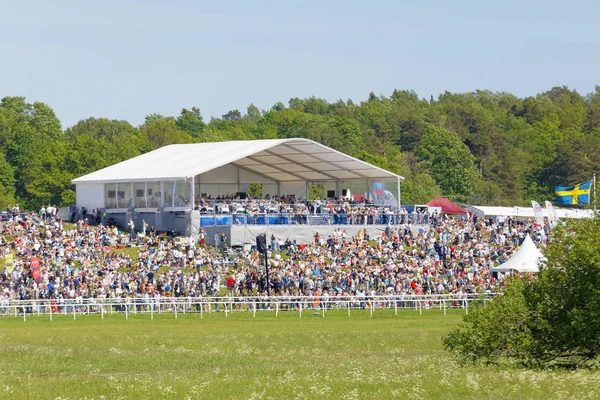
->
xmin=444 ymin=216 xmax=600 ymax=368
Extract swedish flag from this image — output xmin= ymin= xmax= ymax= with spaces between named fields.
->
xmin=555 ymin=180 xmax=592 ymax=205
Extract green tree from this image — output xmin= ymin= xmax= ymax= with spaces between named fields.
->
xmin=445 ymin=216 xmax=600 ymax=368
xmin=139 ymin=119 xmax=194 ymax=151
xmin=247 ymin=183 xmax=262 ymax=198
xmin=333 ymin=117 xmax=363 ymax=156
xmin=222 ymin=110 xmax=242 ymax=121
xmin=586 ymin=86 xmax=600 ymax=134
xmin=176 ymin=107 xmax=206 ymax=139
xmin=0 ymin=151 xmax=16 ymax=208
xmin=308 ymin=184 xmax=325 ymax=201
xmin=0 ymin=97 xmax=68 ymax=208
xmin=144 ymin=113 xmax=175 ymax=124
xmin=246 ymin=103 xmax=261 ymax=119
xmin=416 ymin=125 xmax=480 ymax=202
xmin=443 ymin=277 xmax=533 ymax=364
xmin=64 ymin=118 xmax=142 ymax=177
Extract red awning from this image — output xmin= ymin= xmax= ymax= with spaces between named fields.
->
xmin=426 ymin=198 xmax=468 ymax=215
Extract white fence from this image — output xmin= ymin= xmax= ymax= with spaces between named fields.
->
xmin=0 ymin=294 xmax=497 ymax=322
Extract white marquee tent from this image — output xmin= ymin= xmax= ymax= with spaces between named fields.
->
xmin=490 ymin=234 xmax=546 ymax=273
xmin=72 ymin=138 xmax=405 ymax=212
xmin=465 ymin=205 xmax=594 ymax=220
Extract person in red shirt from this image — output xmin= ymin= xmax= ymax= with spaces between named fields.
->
xmin=226 ymin=276 xmax=235 ymax=296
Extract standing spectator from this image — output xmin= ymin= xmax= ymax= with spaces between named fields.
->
xmin=226 ymin=275 xmax=235 ymax=296
xmin=220 ymin=232 xmax=227 ymax=251
xmin=313 ymin=197 xmax=322 ymax=215
xmin=70 ymin=203 xmax=78 ymax=222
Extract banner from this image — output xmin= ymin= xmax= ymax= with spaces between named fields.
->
xmin=5 ymin=253 xmax=14 ymax=274
xmin=531 ymin=201 xmax=544 ymax=226
xmin=372 ymin=182 xmax=384 ymax=204
xmin=544 ymin=201 xmax=559 ymax=228
xmin=31 ymin=257 xmax=41 ymax=284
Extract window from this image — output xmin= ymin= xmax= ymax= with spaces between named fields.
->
xmin=146 ymin=182 xmax=160 ymax=208
xmin=105 ymin=183 xmax=117 ymax=209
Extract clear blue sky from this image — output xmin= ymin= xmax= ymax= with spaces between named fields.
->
xmin=2 ymin=0 xmax=599 ymax=128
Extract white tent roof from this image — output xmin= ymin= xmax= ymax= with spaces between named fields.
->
xmin=72 ymin=138 xmax=404 ymax=184
xmin=465 ymin=205 xmax=594 ymax=220
xmin=490 ymin=234 xmax=545 ymax=273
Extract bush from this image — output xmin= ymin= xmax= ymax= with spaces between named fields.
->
xmin=444 ymin=216 xmax=600 ymax=368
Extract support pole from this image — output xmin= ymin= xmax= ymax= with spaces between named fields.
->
xmin=594 ymin=173 xmax=597 ymax=209
xmin=191 ymin=175 xmax=196 ymax=208
xmin=397 ymin=176 xmax=402 ymax=211
xmin=264 ymin=250 xmax=270 ymax=297
xmin=50 ymin=305 xmax=53 ymax=322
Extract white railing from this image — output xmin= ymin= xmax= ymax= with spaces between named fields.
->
xmin=0 ymin=294 xmax=497 ymax=321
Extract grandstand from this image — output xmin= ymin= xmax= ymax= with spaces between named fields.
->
xmin=72 ymin=138 xmax=405 ymax=245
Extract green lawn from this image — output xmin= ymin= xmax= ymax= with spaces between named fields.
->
xmin=0 ymin=310 xmax=598 ymax=399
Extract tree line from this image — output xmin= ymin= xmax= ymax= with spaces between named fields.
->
xmin=1 ymin=86 xmax=599 ymax=210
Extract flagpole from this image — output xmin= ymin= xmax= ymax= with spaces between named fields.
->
xmin=594 ymin=173 xmax=597 ymax=210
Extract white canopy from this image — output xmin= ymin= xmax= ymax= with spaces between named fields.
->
xmin=490 ymin=234 xmax=545 ymax=273
xmin=465 ymin=205 xmax=593 ymax=220
xmin=72 ymin=138 xmax=405 ymax=184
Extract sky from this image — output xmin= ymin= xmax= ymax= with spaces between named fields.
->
xmin=1 ymin=0 xmax=599 ymax=128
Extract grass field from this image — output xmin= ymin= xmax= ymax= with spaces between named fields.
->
xmin=0 ymin=310 xmax=598 ymax=399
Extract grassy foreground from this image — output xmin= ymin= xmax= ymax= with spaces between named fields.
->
xmin=0 ymin=310 xmax=598 ymax=399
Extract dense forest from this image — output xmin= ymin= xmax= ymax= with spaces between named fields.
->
xmin=1 ymin=86 xmax=599 ymax=210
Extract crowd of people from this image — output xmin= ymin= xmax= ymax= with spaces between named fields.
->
xmin=0 ymin=205 xmax=551 ymax=310
xmin=196 ymin=196 xmax=429 ymax=226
